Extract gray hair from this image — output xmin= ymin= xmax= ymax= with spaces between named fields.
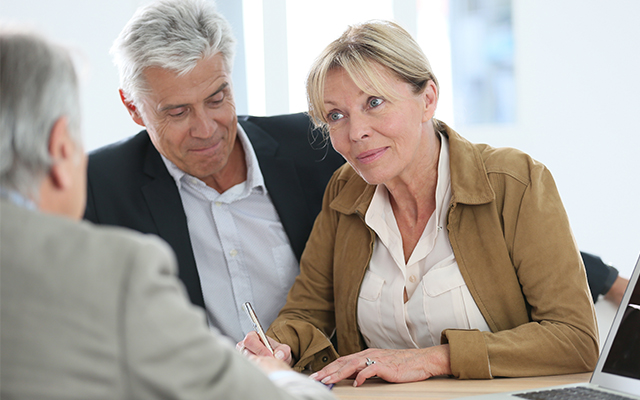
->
xmin=112 ymin=0 xmax=236 ymax=105
xmin=0 ymin=27 xmax=81 ymax=199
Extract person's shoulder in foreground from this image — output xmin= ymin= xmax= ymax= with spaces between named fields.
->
xmin=1 ymin=201 xmax=334 ymax=400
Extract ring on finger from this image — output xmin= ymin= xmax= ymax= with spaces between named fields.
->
xmin=365 ymin=357 xmax=376 ymax=366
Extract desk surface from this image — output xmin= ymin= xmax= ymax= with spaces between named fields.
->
xmin=332 ymin=372 xmax=591 ymax=399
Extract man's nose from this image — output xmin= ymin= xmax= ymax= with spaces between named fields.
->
xmin=190 ymin=109 xmax=217 ymax=138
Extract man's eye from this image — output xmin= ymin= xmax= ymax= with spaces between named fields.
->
xmin=169 ymin=109 xmax=186 ymax=117
xmin=369 ymin=97 xmax=383 ymax=108
xmin=208 ymin=93 xmax=224 ymax=105
xmin=328 ymin=112 xmax=344 ymax=122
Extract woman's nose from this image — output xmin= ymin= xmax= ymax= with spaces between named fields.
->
xmin=348 ymin=114 xmax=371 ymax=142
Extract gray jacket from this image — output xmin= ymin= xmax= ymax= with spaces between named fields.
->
xmin=0 ymin=200 xmax=333 ymax=400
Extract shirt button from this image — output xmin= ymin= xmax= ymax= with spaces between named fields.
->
xmin=215 ymin=201 xmax=222 ymax=207
xmin=409 ymin=275 xmax=416 ymax=283
xmin=230 ymin=249 xmax=238 ymax=257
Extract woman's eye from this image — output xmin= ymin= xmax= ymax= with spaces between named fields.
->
xmin=369 ymin=97 xmax=383 ymax=108
xmin=328 ymin=112 xmax=344 ymax=122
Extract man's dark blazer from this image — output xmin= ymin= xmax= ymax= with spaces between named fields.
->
xmin=84 ymin=113 xmax=345 ymax=309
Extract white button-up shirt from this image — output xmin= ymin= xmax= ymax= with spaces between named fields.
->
xmin=358 ymin=132 xmax=490 ymax=350
xmin=162 ymin=124 xmax=298 ymax=342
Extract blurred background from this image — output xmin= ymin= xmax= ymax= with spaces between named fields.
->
xmin=3 ymin=0 xmax=639 ymax=287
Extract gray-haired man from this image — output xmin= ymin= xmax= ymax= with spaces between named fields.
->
xmin=84 ymin=0 xmax=344 ymax=343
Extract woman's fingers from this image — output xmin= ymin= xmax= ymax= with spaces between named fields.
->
xmin=311 ymin=345 xmax=452 ymax=386
xmin=237 ymin=332 xmax=294 ymax=366
xmin=353 ymin=362 xmax=381 ymax=387
xmin=237 ymin=331 xmax=275 ymax=357
xmin=310 ymin=353 xmax=371 ymax=384
xmin=270 ymin=339 xmax=294 ymax=366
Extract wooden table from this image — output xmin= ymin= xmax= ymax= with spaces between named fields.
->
xmin=332 ymin=372 xmax=591 ymax=399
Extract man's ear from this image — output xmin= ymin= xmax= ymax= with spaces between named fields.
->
xmin=47 ymin=117 xmax=75 ymax=190
xmin=119 ymin=89 xmax=146 ymax=127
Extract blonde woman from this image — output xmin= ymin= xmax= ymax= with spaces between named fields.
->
xmin=240 ymin=20 xmax=598 ymax=386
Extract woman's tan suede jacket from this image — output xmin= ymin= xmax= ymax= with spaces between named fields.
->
xmin=267 ymin=122 xmax=599 ymax=379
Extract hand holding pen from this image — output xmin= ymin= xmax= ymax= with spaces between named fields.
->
xmin=238 ymin=302 xmax=293 ymax=365
xmin=239 ymin=302 xmax=334 ymax=390
xmin=243 ymin=302 xmax=274 ymax=354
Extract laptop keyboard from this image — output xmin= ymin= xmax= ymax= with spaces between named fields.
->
xmin=514 ymin=386 xmax=635 ymax=400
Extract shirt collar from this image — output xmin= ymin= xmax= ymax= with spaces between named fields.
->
xmin=0 ymin=186 xmax=37 ymax=210
xmin=160 ymin=123 xmax=267 ymax=194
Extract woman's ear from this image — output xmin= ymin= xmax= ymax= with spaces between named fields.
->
xmin=119 ymin=89 xmax=146 ymax=127
xmin=421 ymin=80 xmax=439 ymax=122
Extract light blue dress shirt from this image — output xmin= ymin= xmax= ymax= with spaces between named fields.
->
xmin=161 ymin=125 xmax=299 ymax=342
xmin=0 ymin=186 xmax=36 ymax=210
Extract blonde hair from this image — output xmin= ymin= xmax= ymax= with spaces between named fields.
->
xmin=307 ymin=20 xmax=439 ymax=131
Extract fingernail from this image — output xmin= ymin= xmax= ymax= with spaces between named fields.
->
xmin=275 ymin=350 xmax=285 ymax=360
xmin=309 ymin=373 xmax=318 ymax=380
xmin=353 ymin=380 xmax=358 ymax=387
xmin=321 ymin=377 xmax=331 ymax=384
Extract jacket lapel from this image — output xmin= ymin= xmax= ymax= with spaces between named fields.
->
xmin=241 ymin=120 xmax=311 ymax=261
xmin=140 ymin=139 xmax=205 ymax=308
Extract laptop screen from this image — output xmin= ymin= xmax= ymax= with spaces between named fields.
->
xmin=601 ymin=287 xmax=640 ymax=379
xmin=591 ymin=253 xmax=640 ymax=396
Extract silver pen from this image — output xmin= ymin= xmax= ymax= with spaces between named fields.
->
xmin=243 ymin=302 xmax=274 ymax=355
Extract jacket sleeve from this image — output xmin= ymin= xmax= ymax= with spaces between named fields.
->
xmin=443 ymin=160 xmax=599 ymax=379
xmin=582 ymin=251 xmax=619 ymax=302
xmin=122 ymin=235 xmax=335 ymax=399
xmin=267 ymin=172 xmax=344 ymax=373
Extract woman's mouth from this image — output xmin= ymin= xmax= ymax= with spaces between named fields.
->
xmin=356 ymin=147 xmax=387 ymax=164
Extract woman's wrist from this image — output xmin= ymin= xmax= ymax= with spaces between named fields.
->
xmin=421 ymin=344 xmax=452 ymax=377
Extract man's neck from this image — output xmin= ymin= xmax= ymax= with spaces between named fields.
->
xmin=201 ymin=137 xmax=248 ymax=193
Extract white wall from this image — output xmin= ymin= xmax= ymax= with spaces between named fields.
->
xmin=461 ymin=0 xmax=640 ymax=277
xmin=1 ymin=0 xmax=145 ymax=151
xmin=2 ymin=0 xmax=639 ymax=277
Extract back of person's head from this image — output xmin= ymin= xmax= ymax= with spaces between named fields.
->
xmin=112 ymin=0 xmax=236 ymax=106
xmin=0 ymin=28 xmax=81 ymax=200
xmin=307 ymin=20 xmax=439 ymax=129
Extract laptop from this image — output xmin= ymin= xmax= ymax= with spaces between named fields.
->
xmin=457 ymin=253 xmax=640 ymax=400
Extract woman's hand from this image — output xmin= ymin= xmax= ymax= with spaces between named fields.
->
xmin=309 ymin=344 xmax=452 ymax=387
xmin=237 ymin=331 xmax=294 ymax=366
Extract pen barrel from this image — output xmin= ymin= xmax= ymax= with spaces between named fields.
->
xmin=243 ymin=302 xmax=274 ymax=354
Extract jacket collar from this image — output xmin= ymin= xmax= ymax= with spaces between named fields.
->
xmin=329 ymin=121 xmax=495 ymax=216
xmin=329 ymin=168 xmax=375 ymax=216
xmin=443 ymin=122 xmax=495 ymax=206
